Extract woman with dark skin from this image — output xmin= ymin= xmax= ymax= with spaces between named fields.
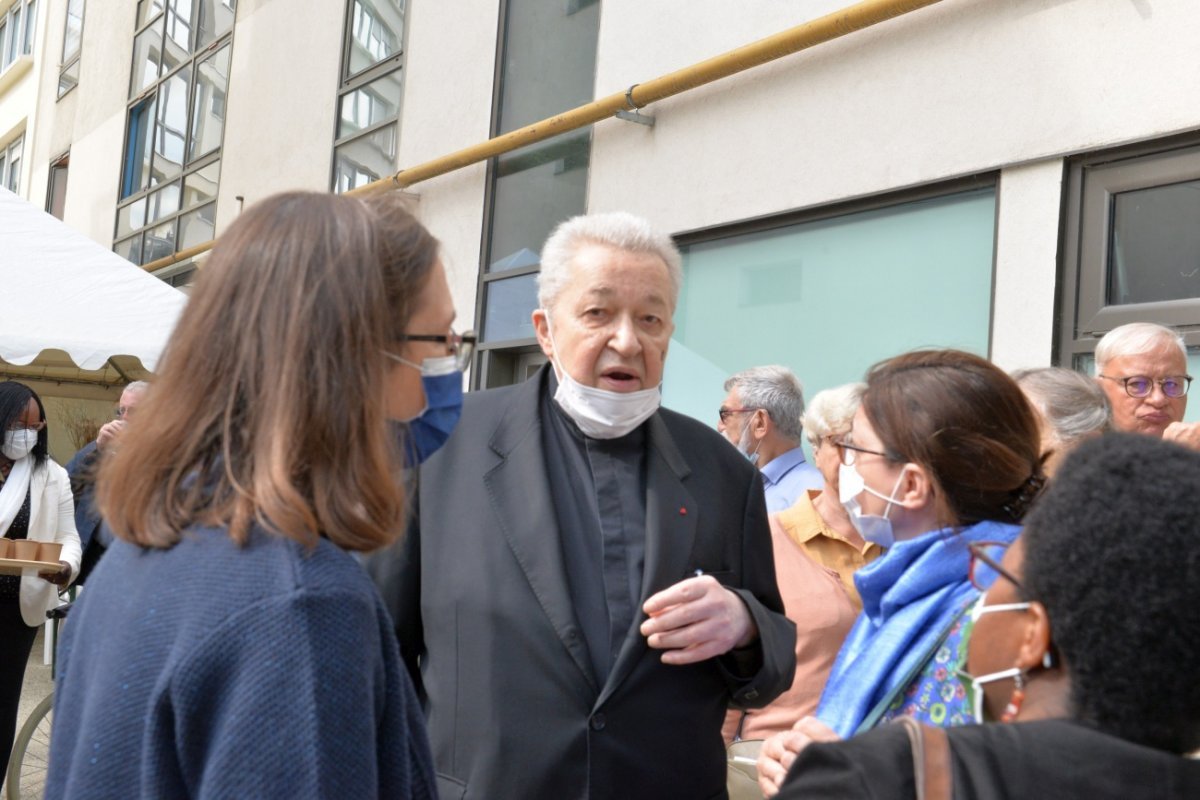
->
xmin=0 ymin=381 xmax=80 ymax=774
xmin=776 ymin=432 xmax=1200 ymax=799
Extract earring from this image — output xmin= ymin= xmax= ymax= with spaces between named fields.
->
xmin=1000 ymin=672 xmax=1026 ymax=723
xmin=1042 ymin=651 xmax=1055 ymax=670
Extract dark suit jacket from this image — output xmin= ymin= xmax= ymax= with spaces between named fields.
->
xmin=370 ymin=366 xmax=796 ymax=800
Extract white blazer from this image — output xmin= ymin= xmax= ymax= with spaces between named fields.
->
xmin=17 ymin=460 xmax=82 ymax=627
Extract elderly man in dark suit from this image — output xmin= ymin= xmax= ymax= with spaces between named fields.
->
xmin=373 ymin=211 xmax=795 ymax=800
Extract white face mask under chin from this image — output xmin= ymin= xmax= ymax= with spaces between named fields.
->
xmin=544 ymin=316 xmax=661 ymax=440
xmin=838 ymin=462 xmax=907 ymax=548
xmin=735 ymin=422 xmax=761 ymax=465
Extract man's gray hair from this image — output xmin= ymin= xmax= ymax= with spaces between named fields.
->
xmin=1094 ymin=322 xmax=1187 ymax=373
xmin=801 ymin=382 xmax=865 ymax=449
xmin=537 ymin=212 xmax=684 ymax=312
xmin=122 ymin=380 xmax=150 ymax=396
xmin=724 ymin=365 xmax=807 ymax=444
xmin=1013 ymin=367 xmax=1111 ymax=446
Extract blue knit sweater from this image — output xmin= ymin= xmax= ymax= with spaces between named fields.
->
xmin=46 ymin=526 xmax=435 ymax=799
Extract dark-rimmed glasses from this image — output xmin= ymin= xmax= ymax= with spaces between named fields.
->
xmin=1098 ymin=374 xmax=1192 ymax=399
xmin=718 ymin=407 xmax=760 ymax=423
xmin=968 ymin=540 xmax=1023 ymax=593
xmin=394 ymin=329 xmax=477 ymax=371
xmin=836 ymin=440 xmax=890 ymax=467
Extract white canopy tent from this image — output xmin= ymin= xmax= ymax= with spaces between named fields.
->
xmin=0 ymin=187 xmax=186 ymax=393
xmin=0 ymin=188 xmax=187 ymax=458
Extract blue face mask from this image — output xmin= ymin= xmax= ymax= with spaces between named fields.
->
xmin=388 ymin=354 xmax=464 ymax=467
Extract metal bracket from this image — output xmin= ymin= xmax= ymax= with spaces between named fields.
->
xmin=616 ymin=83 xmax=655 ymax=127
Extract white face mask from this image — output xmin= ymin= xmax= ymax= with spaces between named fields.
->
xmin=838 ymin=462 xmax=906 ymax=548
xmin=957 ymin=595 xmax=1034 ymax=721
xmin=2 ymin=428 xmax=38 ymax=461
xmin=735 ymin=419 xmax=762 ymax=466
xmin=545 ymin=316 xmax=661 ymax=440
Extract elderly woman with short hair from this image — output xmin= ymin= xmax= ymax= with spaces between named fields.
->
xmin=1012 ymin=367 xmax=1111 ymax=476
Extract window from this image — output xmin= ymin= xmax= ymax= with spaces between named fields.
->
xmin=46 ymin=151 xmax=68 ymax=218
xmin=473 ymin=0 xmax=600 ymax=388
xmin=332 ymin=0 xmax=405 ymax=193
xmin=663 ymin=182 xmax=998 ymax=426
xmin=58 ymin=0 xmax=83 ymax=96
xmin=0 ymin=0 xmax=36 ymax=71
xmin=115 ymin=0 xmax=232 ymax=267
xmin=1 ymin=136 xmax=23 ymax=193
xmin=1058 ymin=134 xmax=1200 ymax=424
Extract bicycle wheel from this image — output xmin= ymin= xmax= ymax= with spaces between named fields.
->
xmin=6 ymin=691 xmax=53 ymax=800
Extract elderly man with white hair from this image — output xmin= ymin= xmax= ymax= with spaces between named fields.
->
xmin=718 ymin=366 xmax=823 ymax=512
xmin=374 ymin=211 xmax=796 ymax=799
xmin=1094 ymin=322 xmax=1200 ymax=450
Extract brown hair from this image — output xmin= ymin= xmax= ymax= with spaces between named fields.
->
xmin=862 ymin=349 xmax=1045 ymax=525
xmin=97 ymin=191 xmax=439 ymax=551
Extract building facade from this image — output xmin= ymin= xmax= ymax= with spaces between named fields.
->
xmin=19 ymin=0 xmax=1200 ymax=425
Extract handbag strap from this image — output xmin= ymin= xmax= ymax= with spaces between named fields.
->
xmin=895 ymin=716 xmax=951 ymax=800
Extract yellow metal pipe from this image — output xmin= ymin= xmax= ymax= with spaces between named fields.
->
xmin=142 ymin=0 xmax=944 ymax=272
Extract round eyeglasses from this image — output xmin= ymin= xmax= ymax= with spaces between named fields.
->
xmin=1099 ymin=374 xmax=1192 ymax=399
xmin=394 ymin=329 xmax=477 ymax=372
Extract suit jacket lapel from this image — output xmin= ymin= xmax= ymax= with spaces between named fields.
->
xmin=597 ymin=412 xmax=696 ymax=707
xmin=483 ymin=370 xmax=599 ymax=694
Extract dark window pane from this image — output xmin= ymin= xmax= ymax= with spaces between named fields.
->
xmin=115 ymin=234 xmax=144 ymax=265
xmin=122 ymin=96 xmax=156 ymax=198
xmin=483 ymin=273 xmax=538 ymax=342
xmin=183 ymin=159 xmax=219 ymax=208
xmin=1108 ymin=179 xmax=1200 ymax=305
xmin=337 ymin=70 xmax=402 ymax=139
xmin=151 ymin=67 xmax=189 ymax=183
xmin=347 ymin=0 xmax=403 ymax=77
xmin=47 ymin=161 xmax=69 ymax=220
xmin=130 ymin=20 xmax=163 ymax=96
xmin=189 ymin=43 xmax=229 ymax=161
xmin=196 ymin=0 xmax=234 ymax=48
xmin=486 ymin=131 xmax=588 ymax=272
xmin=332 ymin=125 xmax=396 ymax=193
xmin=142 ymin=218 xmax=176 ymax=263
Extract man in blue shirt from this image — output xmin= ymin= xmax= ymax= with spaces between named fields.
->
xmin=719 ymin=365 xmax=823 ymax=513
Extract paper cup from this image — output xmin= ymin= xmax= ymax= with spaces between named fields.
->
xmin=12 ymin=540 xmax=38 ymax=561
xmin=37 ymin=542 xmax=62 ymax=564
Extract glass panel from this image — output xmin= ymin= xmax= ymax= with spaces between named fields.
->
xmin=495 ymin=0 xmax=598 ymax=133
xmin=337 ymin=70 xmax=402 ymax=139
xmin=116 ymin=196 xmax=148 ymax=237
xmin=142 ymin=218 xmax=176 ymax=263
xmin=331 ymin=125 xmax=396 ymax=193
xmin=122 ymin=97 xmax=155 ymax=198
xmin=58 ymin=57 xmax=79 ymax=97
xmin=6 ymin=7 xmax=19 ymax=65
xmin=483 ymin=273 xmax=539 ymax=342
xmin=1107 ymin=179 xmax=1200 ymax=306
xmin=486 ymin=131 xmax=588 ymax=272
xmin=662 ymin=189 xmax=998 ymax=426
xmin=178 ymin=201 xmax=215 ymax=249
xmin=6 ymin=150 xmax=19 ymax=192
xmin=182 ymin=159 xmax=218 ymax=207
xmin=22 ymin=0 xmax=35 ymax=55
xmin=0 ymin=22 xmax=7 ymax=70
xmin=62 ymin=0 xmax=83 ymax=61
xmin=162 ymin=0 xmax=192 ymax=72
xmin=114 ymin=233 xmax=144 ymax=265
xmin=346 ymin=0 xmax=403 ymax=77
xmin=150 ymin=66 xmax=189 ymax=183
xmin=145 ymin=180 xmax=180 ymax=224
xmin=1075 ymin=349 xmax=1200 ymax=424
xmin=47 ymin=162 xmax=68 ymax=220
xmin=196 ymin=0 xmax=234 ymax=48
xmin=130 ymin=20 xmax=163 ymax=96
xmin=136 ymin=0 xmax=164 ymax=29
xmin=188 ymin=43 xmax=228 ymax=161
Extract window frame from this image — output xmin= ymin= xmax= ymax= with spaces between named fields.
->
xmin=57 ymin=0 xmax=83 ymax=98
xmin=1057 ymin=131 xmax=1200 ymax=366
xmin=1 ymin=135 xmax=23 ymax=193
xmin=45 ymin=150 xmax=69 ymax=219
xmin=0 ymin=0 xmax=36 ymax=72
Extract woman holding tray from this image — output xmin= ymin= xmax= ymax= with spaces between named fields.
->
xmin=0 ymin=380 xmax=81 ymax=775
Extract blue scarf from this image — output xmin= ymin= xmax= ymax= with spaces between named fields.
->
xmin=816 ymin=519 xmax=1021 ymax=737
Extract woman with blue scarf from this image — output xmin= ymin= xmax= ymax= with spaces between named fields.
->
xmin=757 ymin=349 xmax=1046 ymax=796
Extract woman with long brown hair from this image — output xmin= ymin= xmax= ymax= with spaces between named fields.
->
xmin=46 ymin=191 xmax=461 ymax=799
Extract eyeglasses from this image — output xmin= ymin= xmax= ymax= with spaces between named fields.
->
xmin=836 ymin=440 xmax=891 ymax=467
xmin=968 ymin=540 xmax=1023 ymax=593
xmin=718 ymin=407 xmax=760 ymax=423
xmin=1098 ymin=374 xmax=1192 ymax=399
xmin=394 ymin=329 xmax=477 ymax=371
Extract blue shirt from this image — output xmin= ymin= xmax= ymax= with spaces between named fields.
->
xmin=761 ymin=446 xmax=824 ymax=512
